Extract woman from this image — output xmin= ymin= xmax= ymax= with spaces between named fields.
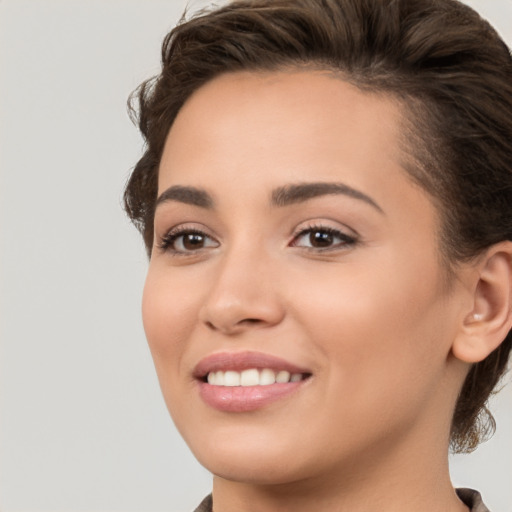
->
xmin=124 ymin=0 xmax=512 ymax=510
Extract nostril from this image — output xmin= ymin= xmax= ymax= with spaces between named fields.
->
xmin=204 ymin=317 xmax=264 ymax=333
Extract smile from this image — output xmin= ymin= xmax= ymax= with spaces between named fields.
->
xmin=194 ymin=352 xmax=312 ymax=412
xmin=206 ymin=369 xmax=306 ymax=386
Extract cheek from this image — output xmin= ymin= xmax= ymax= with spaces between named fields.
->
xmin=290 ymin=251 xmax=450 ymax=399
xmin=141 ymin=266 xmax=199 ymax=378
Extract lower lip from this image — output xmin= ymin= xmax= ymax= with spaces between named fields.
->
xmin=198 ymin=381 xmax=306 ymax=412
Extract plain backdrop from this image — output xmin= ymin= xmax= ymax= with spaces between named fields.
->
xmin=0 ymin=1 xmax=511 ymax=511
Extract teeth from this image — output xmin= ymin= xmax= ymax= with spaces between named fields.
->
xmin=240 ymin=369 xmax=259 ymax=386
xmin=224 ymin=371 xmax=240 ymax=386
xmin=206 ymin=368 xmax=305 ymax=386
xmin=276 ymin=370 xmax=291 ymax=383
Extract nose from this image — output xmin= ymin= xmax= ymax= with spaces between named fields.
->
xmin=199 ymin=246 xmax=285 ymax=335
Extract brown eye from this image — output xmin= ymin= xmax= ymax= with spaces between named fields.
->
xmin=292 ymin=226 xmax=356 ymax=251
xmin=309 ymin=230 xmax=334 ymax=248
xmin=182 ymin=233 xmax=206 ymax=250
xmin=160 ymin=229 xmax=219 ymax=254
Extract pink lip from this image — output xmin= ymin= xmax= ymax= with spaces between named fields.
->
xmin=193 ymin=351 xmax=310 ymax=378
xmin=193 ymin=351 xmax=312 ymax=413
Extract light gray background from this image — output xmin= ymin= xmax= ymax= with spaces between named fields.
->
xmin=0 ymin=1 xmax=511 ymax=511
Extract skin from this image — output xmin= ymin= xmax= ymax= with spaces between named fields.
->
xmin=142 ymin=70 xmax=488 ymax=511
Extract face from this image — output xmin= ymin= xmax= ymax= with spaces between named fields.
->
xmin=143 ymin=71 xmax=468 ymax=486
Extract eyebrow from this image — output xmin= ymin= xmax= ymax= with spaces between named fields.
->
xmin=155 ymin=181 xmax=383 ymax=214
xmin=271 ymin=182 xmax=384 ymax=213
xmin=155 ymin=185 xmax=214 ymax=209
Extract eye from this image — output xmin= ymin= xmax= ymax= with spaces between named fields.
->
xmin=159 ymin=228 xmax=219 ymax=254
xmin=291 ymin=225 xmax=357 ymax=250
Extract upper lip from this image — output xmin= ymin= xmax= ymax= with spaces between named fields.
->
xmin=193 ymin=351 xmax=311 ymax=379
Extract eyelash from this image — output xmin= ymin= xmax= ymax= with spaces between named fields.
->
xmin=157 ymin=224 xmax=358 ymax=256
xmin=290 ymin=224 xmax=358 ymax=251
xmin=157 ymin=226 xmax=217 ymax=255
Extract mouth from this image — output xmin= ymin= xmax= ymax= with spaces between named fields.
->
xmin=194 ymin=351 xmax=312 ymax=412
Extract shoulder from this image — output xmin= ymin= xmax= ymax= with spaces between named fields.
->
xmin=456 ymin=488 xmax=491 ymax=512
xmin=193 ymin=494 xmax=212 ymax=512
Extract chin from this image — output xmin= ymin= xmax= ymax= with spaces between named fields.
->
xmin=199 ymin=452 xmax=309 ymax=486
xmin=183 ymin=426 xmax=316 ymax=485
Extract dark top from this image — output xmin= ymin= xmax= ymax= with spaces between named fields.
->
xmin=193 ymin=488 xmax=490 ymax=511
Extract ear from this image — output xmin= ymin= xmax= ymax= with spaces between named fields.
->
xmin=452 ymin=241 xmax=512 ymax=363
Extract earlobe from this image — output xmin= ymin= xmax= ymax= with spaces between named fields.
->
xmin=452 ymin=242 xmax=512 ymax=363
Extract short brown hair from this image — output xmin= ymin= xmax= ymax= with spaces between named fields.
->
xmin=124 ymin=0 xmax=512 ymax=453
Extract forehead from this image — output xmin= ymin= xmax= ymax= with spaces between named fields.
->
xmin=160 ymin=70 xmax=405 ymax=192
